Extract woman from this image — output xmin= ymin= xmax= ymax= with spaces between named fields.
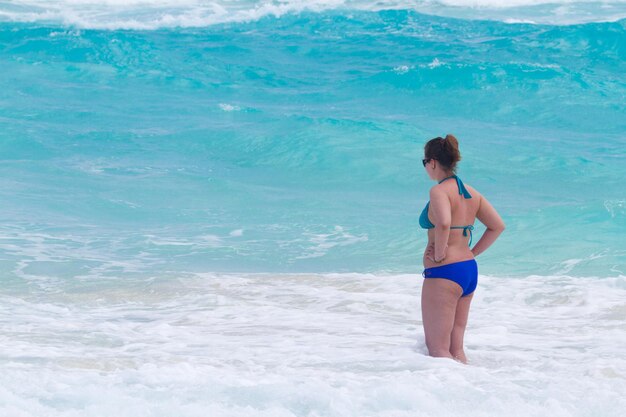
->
xmin=419 ymin=134 xmax=505 ymax=364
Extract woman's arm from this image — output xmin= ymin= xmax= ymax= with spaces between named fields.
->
xmin=471 ymin=194 xmax=505 ymax=257
xmin=429 ymin=187 xmax=451 ymax=262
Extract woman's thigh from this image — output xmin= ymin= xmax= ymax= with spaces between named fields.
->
xmin=421 ymin=278 xmax=463 ymax=350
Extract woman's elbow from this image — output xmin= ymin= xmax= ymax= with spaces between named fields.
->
xmin=487 ymin=221 xmax=505 ymax=234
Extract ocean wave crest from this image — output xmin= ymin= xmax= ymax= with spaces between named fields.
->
xmin=1 ymin=0 xmax=625 ymax=29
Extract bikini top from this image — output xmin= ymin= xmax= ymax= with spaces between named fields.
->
xmin=419 ymin=175 xmax=474 ymax=246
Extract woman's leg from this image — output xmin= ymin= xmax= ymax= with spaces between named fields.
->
xmin=450 ymin=293 xmax=473 ymax=364
xmin=421 ymin=278 xmax=462 ymax=359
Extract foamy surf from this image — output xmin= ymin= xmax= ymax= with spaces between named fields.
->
xmin=1 ymin=0 xmax=625 ymax=29
xmin=1 ymin=273 xmax=625 ymax=416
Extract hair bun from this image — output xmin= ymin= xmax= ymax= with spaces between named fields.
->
xmin=444 ymin=134 xmax=458 ymax=148
xmin=444 ymin=134 xmax=461 ymax=166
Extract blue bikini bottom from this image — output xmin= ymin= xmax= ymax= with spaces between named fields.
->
xmin=422 ymin=259 xmax=478 ymax=297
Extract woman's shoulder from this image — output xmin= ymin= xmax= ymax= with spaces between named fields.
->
xmin=464 ymin=183 xmax=483 ymax=201
xmin=429 ymin=182 xmax=447 ymax=198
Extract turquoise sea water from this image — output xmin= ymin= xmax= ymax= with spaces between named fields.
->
xmin=1 ymin=4 xmax=624 ymax=280
xmin=1 ymin=2 xmax=626 ymax=416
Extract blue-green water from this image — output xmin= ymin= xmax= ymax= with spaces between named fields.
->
xmin=2 ymin=3 xmax=626 ymax=417
xmin=1 ymin=4 xmax=625 ymax=282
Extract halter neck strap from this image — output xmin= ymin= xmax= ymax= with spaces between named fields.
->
xmin=439 ymin=175 xmax=472 ymax=199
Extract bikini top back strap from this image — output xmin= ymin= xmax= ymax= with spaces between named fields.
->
xmin=451 ymin=225 xmax=474 ymax=246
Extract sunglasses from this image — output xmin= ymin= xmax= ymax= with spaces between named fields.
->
xmin=422 ymin=158 xmax=432 ymax=167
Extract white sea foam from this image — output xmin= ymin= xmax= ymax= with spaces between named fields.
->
xmin=296 ymin=225 xmax=368 ymax=259
xmin=604 ymin=199 xmax=626 ymax=218
xmin=0 ymin=227 xmax=161 ymax=284
xmin=219 ymin=103 xmax=241 ymax=111
xmin=0 ymin=0 xmax=625 ymax=29
xmin=427 ymin=57 xmax=443 ymax=68
xmin=1 ymin=272 xmax=625 ymax=416
xmin=393 ymin=64 xmax=411 ymax=74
